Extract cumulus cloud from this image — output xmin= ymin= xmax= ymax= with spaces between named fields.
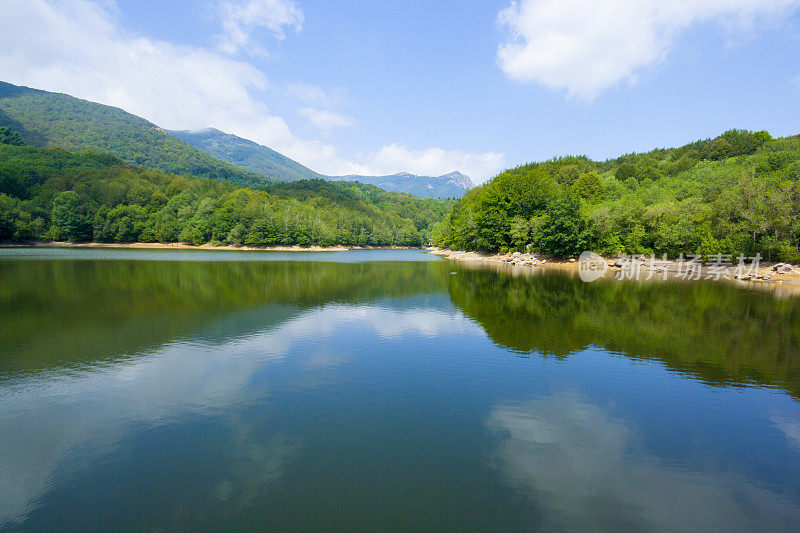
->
xmin=0 ymin=0 xmax=272 ymax=135
xmin=217 ymin=0 xmax=304 ymax=55
xmin=497 ymin=0 xmax=800 ymax=100
xmin=298 ymin=107 xmax=355 ymax=132
xmin=0 ymin=0 xmax=503 ymax=182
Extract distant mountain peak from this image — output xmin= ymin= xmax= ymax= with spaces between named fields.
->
xmin=439 ymin=171 xmax=475 ymax=188
xmin=328 ymin=170 xmax=474 ymax=199
xmin=170 ymin=125 xmax=474 ymax=198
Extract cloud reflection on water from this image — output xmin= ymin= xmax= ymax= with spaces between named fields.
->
xmin=487 ymin=391 xmax=800 ymax=531
xmin=0 ymin=303 xmax=477 ymax=525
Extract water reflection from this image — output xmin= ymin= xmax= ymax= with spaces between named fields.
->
xmin=447 ymin=267 xmax=800 ymax=397
xmin=0 ymin=301 xmax=478 ymax=526
xmin=0 ymin=256 xmax=453 ymax=374
xmin=487 ymin=391 xmax=800 ymax=530
xmin=2 ymin=250 xmax=800 ymax=530
xmin=772 ymin=414 xmax=800 ymax=450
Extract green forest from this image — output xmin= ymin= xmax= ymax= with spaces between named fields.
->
xmin=0 ymin=82 xmax=267 ymax=186
xmin=435 ymin=129 xmax=800 ymax=262
xmin=0 ymin=133 xmax=452 ymax=246
xmin=3 ymin=111 xmax=800 ymax=259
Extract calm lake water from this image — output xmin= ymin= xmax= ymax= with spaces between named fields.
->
xmin=1 ymin=248 xmax=800 ymax=531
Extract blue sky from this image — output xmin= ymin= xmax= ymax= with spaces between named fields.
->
xmin=2 ymin=0 xmax=800 ymax=182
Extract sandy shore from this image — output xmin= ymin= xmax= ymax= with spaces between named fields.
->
xmin=0 ymin=242 xmax=420 ymax=252
xmin=427 ymin=247 xmax=800 ymax=296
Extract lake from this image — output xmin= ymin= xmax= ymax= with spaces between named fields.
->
xmin=1 ymin=248 xmax=800 ymax=531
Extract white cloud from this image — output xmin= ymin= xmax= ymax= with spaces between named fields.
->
xmin=298 ymin=107 xmax=355 ymax=132
xmin=497 ymin=0 xmax=800 ymax=100
xmin=0 ymin=0 xmax=504 ymax=182
xmin=0 ymin=0 xmax=272 ymax=133
xmin=217 ymin=0 xmax=304 ymax=56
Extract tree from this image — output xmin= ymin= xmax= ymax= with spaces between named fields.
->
xmin=0 ymin=127 xmax=24 ymax=146
xmin=93 ymin=205 xmax=112 ymax=242
xmin=178 ymin=223 xmax=205 ymax=245
xmin=509 ymin=216 xmax=532 ymax=250
xmin=633 ymin=157 xmax=664 ymax=181
xmin=707 ymin=138 xmax=733 ymax=161
xmin=718 ymin=129 xmax=772 ymax=157
xmin=226 ymin=223 xmax=247 ymax=245
xmin=0 ymin=193 xmax=19 ymax=240
xmin=616 ymin=163 xmax=636 ymax=181
xmin=51 ymin=191 xmax=91 ymax=241
xmin=572 ymin=172 xmax=605 ymax=201
xmin=538 ymin=193 xmax=589 ymax=257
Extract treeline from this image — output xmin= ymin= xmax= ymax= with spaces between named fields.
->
xmin=436 ymin=129 xmax=800 ymax=262
xmin=0 ymin=138 xmax=452 ymax=246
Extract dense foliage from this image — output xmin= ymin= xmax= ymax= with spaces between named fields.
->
xmin=0 ymin=82 xmax=267 ymax=186
xmin=437 ymin=129 xmax=800 ymax=262
xmin=0 ymin=126 xmax=23 ymax=146
xmin=0 ymin=143 xmax=452 ymax=246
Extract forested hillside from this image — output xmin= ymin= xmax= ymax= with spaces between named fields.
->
xmin=0 ymin=140 xmax=452 ymax=246
xmin=436 ymin=129 xmax=800 ymax=262
xmin=170 ymin=128 xmax=322 ymax=182
xmin=0 ymin=82 xmax=267 ymax=186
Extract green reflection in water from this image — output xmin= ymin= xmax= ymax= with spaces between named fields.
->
xmin=2 ymin=250 xmax=800 ymax=397
xmin=0 ymin=256 xmax=452 ymax=373
xmin=447 ymin=267 xmax=800 ymax=396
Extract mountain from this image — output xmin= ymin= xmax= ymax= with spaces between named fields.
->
xmin=329 ymin=171 xmax=474 ymax=199
xmin=0 ymin=81 xmax=472 ymax=197
xmin=169 ymin=126 xmax=474 ymax=198
xmin=0 ymin=81 xmax=267 ymax=186
xmin=170 ymin=128 xmax=321 ymax=182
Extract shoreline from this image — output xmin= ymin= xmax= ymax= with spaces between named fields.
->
xmin=0 ymin=241 xmax=422 ymax=252
xmin=4 ymin=241 xmax=799 ymax=295
xmin=426 ymin=247 xmax=800 ymax=296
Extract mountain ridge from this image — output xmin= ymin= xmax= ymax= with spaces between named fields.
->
xmin=0 ymin=81 xmax=473 ymax=198
xmin=0 ymin=81 xmax=268 ymax=187
xmin=170 ymin=127 xmax=474 ymax=198
xmin=329 ymin=171 xmax=475 ymax=199
xmin=169 ymin=127 xmax=322 ymax=182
